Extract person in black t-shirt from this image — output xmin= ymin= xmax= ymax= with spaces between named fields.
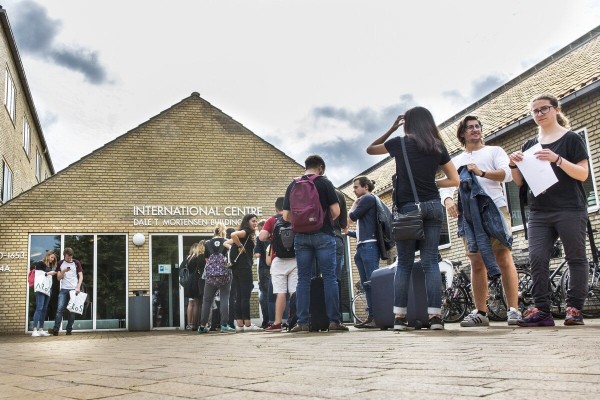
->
xmin=509 ymin=94 xmax=589 ymax=327
xmin=367 ymin=107 xmax=458 ymax=331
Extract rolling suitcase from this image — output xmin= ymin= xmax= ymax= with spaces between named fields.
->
xmin=309 ymin=264 xmax=329 ymax=331
xmin=371 ymin=262 xmax=429 ymax=329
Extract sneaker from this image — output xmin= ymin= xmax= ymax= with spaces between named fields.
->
xmin=328 ymin=322 xmax=349 ymax=332
xmin=66 ymin=331 xmax=72 ymax=336
xmin=290 ymin=324 xmax=309 ymax=333
xmin=564 ymin=307 xmax=585 ymax=326
xmin=31 ymin=329 xmax=40 ymax=337
xmin=264 ymin=323 xmax=282 ymax=332
xmin=198 ymin=326 xmax=209 ymax=334
xmin=48 ymin=328 xmax=58 ymax=336
xmin=429 ymin=316 xmax=445 ymax=330
xmin=355 ymin=316 xmax=374 ymax=329
xmin=260 ymin=321 xmax=270 ymax=329
xmin=220 ymin=325 xmax=236 ymax=333
xmin=235 ymin=325 xmax=245 ymax=333
xmin=38 ymin=329 xmax=51 ymax=337
xmin=244 ymin=324 xmax=263 ymax=332
xmin=460 ymin=310 xmax=490 ymax=327
xmin=393 ymin=316 xmax=414 ymax=331
xmin=517 ymin=308 xmax=555 ymax=327
xmin=362 ymin=320 xmax=378 ymax=329
xmin=185 ymin=324 xmax=193 ymax=331
xmin=507 ymin=307 xmax=522 ymax=326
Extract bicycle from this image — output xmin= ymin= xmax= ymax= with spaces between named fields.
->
xmin=351 ymin=281 xmax=369 ymax=324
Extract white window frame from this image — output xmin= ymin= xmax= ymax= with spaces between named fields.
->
xmin=23 ymin=117 xmax=31 ymax=157
xmin=35 ymin=149 xmax=42 ymax=182
xmin=2 ymin=161 xmax=13 ymax=203
xmin=4 ymin=68 xmax=16 ymax=123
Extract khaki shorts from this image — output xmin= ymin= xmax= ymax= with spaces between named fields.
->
xmin=270 ymin=257 xmax=298 ymax=294
xmin=463 ymin=206 xmax=512 ymax=255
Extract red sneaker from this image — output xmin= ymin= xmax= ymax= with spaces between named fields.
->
xmin=264 ymin=323 xmax=282 ymax=332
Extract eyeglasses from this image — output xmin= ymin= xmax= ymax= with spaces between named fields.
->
xmin=465 ymin=124 xmax=481 ymax=132
xmin=531 ymin=105 xmax=555 ymax=116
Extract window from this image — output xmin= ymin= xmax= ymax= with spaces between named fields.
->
xmin=4 ymin=68 xmax=16 ymax=122
xmin=2 ymin=161 xmax=13 ymax=202
xmin=35 ymin=149 xmax=42 ymax=182
xmin=23 ymin=118 xmax=30 ymax=157
xmin=506 ymin=128 xmax=597 ymax=229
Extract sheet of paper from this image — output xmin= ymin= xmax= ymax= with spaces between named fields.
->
xmin=516 ymin=143 xmax=558 ymax=197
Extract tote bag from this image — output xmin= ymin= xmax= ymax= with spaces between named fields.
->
xmin=66 ymin=290 xmax=88 ymax=315
xmin=33 ymin=270 xmax=52 ymax=296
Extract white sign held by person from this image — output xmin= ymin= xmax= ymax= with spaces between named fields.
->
xmin=34 ymin=270 xmax=52 ymax=296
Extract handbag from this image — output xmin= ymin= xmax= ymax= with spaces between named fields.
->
xmin=66 ymin=290 xmax=88 ymax=315
xmin=227 ymin=235 xmax=250 ymax=269
xmin=33 ymin=270 xmax=52 ymax=296
xmin=392 ymin=134 xmax=425 ymax=241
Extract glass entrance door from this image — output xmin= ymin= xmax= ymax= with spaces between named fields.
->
xmin=151 ymin=235 xmax=209 ymax=329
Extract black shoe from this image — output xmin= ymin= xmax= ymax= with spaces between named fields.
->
xmin=428 ymin=316 xmax=444 ymax=330
xmin=355 ymin=316 xmax=374 ymax=328
xmin=393 ymin=316 xmax=414 ymax=331
xmin=48 ymin=328 xmax=58 ymax=336
xmin=66 ymin=331 xmax=72 ymax=335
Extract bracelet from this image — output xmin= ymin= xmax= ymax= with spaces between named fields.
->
xmin=554 ymin=155 xmax=560 ymax=163
xmin=509 ymin=164 xmax=518 ymax=169
xmin=556 ymin=156 xmax=563 ymax=166
xmin=480 ymin=171 xmax=486 ymax=178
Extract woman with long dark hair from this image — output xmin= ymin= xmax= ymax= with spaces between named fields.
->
xmin=509 ymin=94 xmax=589 ymax=327
xmin=367 ymin=106 xmax=458 ymax=331
xmin=227 ymin=213 xmax=261 ymax=332
xmin=31 ymin=251 xmax=58 ymax=336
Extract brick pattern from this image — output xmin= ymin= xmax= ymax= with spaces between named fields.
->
xmin=0 ymin=94 xmax=304 ymax=333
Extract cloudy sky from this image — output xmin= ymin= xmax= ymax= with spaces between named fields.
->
xmin=4 ymin=0 xmax=600 ymax=185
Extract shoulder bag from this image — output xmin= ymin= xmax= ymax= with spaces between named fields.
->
xmin=392 ymin=135 xmax=425 ymax=241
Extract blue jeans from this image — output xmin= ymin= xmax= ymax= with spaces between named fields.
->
xmin=354 ymin=242 xmax=380 ymax=318
xmin=394 ymin=199 xmax=443 ymax=315
xmin=53 ymin=289 xmax=76 ymax=332
xmin=33 ymin=291 xmax=51 ymax=329
xmin=295 ymin=232 xmax=340 ymax=325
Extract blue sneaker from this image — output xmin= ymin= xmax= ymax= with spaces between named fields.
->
xmin=220 ymin=325 xmax=236 ymax=333
xmin=517 ymin=308 xmax=555 ymax=327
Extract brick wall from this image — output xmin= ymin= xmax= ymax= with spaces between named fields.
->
xmin=0 ymin=94 xmax=304 ymax=333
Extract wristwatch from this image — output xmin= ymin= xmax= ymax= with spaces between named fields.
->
xmin=480 ymin=171 xmax=486 ymax=178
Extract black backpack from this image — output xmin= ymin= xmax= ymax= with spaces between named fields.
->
xmin=272 ymin=216 xmax=295 ymax=258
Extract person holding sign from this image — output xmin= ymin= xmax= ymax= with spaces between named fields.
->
xmin=48 ymin=248 xmax=84 ymax=335
xmin=31 ymin=251 xmax=58 ymax=337
xmin=509 ymin=94 xmax=589 ymax=327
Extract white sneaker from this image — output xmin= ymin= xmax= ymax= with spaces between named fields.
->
xmin=460 ymin=310 xmax=490 ymax=327
xmin=235 ymin=325 xmax=245 ymax=333
xmin=244 ymin=324 xmax=263 ymax=332
xmin=507 ymin=307 xmax=522 ymax=326
xmin=38 ymin=329 xmax=51 ymax=337
xmin=31 ymin=329 xmax=40 ymax=337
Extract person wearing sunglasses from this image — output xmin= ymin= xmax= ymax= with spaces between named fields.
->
xmin=509 ymin=94 xmax=589 ymax=327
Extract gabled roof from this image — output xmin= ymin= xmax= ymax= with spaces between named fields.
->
xmin=339 ymin=26 xmax=600 ymax=199
xmin=0 ymin=6 xmax=54 ymax=174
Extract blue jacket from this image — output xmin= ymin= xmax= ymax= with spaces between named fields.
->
xmin=457 ymin=167 xmax=512 ymax=277
xmin=348 ymin=193 xmax=378 ymax=243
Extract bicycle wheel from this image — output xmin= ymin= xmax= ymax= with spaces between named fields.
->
xmin=441 ymin=285 xmax=469 ymax=323
xmin=351 ymin=292 xmax=369 ymax=324
xmin=561 ymin=266 xmax=600 ymax=318
xmin=487 ymin=276 xmax=507 ymax=321
xmin=516 ymin=269 xmax=534 ymax=313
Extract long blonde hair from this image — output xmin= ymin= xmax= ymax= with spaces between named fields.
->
xmin=213 ymin=223 xmax=226 ymax=238
xmin=43 ymin=251 xmax=57 ymax=267
xmin=195 ymin=241 xmax=205 ymax=256
xmin=531 ymin=94 xmax=571 ymax=129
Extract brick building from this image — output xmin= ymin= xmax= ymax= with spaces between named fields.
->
xmin=0 ymin=92 xmax=310 ymax=334
xmin=0 ymin=7 xmax=54 ymax=205
xmin=340 ymin=26 xmax=600 ymax=285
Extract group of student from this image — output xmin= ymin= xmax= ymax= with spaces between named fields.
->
xmin=192 ymin=92 xmax=590 ymax=333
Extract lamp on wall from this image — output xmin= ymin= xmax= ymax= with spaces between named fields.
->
xmin=132 ymin=233 xmax=146 ymax=247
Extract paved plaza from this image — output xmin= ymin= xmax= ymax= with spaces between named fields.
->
xmin=1 ymin=320 xmax=600 ymax=399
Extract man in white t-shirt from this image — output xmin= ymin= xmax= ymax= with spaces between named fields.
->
xmin=49 ymin=247 xmax=84 ymax=336
xmin=440 ymin=115 xmax=521 ymax=327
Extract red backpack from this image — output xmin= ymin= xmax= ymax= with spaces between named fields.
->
xmin=28 ymin=268 xmax=35 ymax=288
xmin=290 ymin=174 xmax=325 ymax=233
